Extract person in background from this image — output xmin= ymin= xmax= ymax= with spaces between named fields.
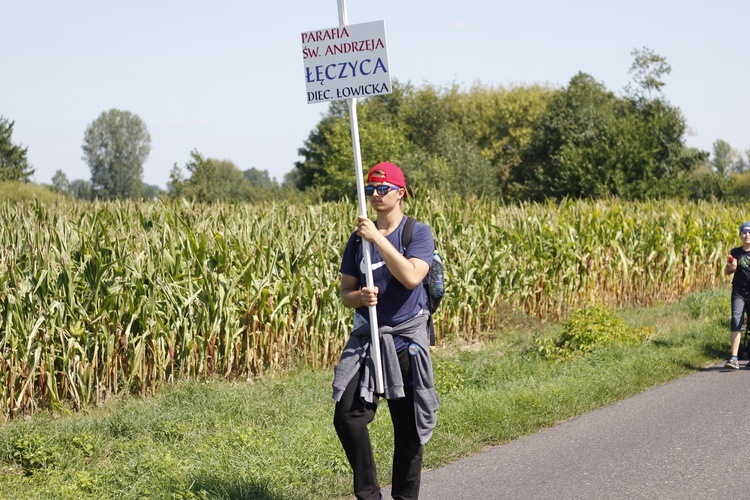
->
xmin=724 ymin=221 xmax=750 ymax=369
xmin=332 ymin=161 xmax=439 ymax=500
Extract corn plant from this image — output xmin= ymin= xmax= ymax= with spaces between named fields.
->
xmin=0 ymin=196 xmax=740 ymax=417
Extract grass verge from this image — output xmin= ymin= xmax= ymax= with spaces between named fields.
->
xmin=0 ymin=289 xmax=730 ymax=499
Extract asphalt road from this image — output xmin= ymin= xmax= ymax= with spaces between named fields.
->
xmin=381 ymin=361 xmax=750 ymax=499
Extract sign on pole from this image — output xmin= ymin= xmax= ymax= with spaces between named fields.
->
xmin=301 ymin=7 xmax=392 ymax=394
xmin=302 ymin=20 xmax=392 ymax=104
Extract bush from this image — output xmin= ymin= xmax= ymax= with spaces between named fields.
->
xmin=533 ymin=306 xmax=655 ymax=361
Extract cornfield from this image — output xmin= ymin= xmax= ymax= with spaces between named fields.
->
xmin=0 ymin=196 xmax=738 ymax=417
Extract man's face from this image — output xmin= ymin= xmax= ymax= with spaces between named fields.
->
xmin=365 ymin=169 xmax=404 ymax=211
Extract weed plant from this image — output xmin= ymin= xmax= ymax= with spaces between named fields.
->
xmin=0 ymin=289 xmax=729 ymax=499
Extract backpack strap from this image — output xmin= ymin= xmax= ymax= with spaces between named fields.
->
xmin=402 ymin=216 xmax=416 ymax=251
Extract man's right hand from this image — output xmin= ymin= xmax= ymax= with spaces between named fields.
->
xmin=360 ymin=286 xmax=379 ymax=307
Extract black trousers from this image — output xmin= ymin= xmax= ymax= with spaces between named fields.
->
xmin=333 ymin=348 xmax=424 ymax=500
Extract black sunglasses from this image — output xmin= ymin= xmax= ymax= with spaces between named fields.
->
xmin=364 ymin=185 xmax=400 ymax=196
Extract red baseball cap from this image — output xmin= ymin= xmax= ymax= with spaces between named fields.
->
xmin=366 ymin=162 xmax=407 ymax=196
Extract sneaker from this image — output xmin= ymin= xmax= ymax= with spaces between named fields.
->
xmin=725 ymin=358 xmax=740 ymax=370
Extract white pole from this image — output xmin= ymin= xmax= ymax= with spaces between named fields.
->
xmin=337 ymin=0 xmax=348 ymax=25
xmin=337 ymin=0 xmax=384 ymax=395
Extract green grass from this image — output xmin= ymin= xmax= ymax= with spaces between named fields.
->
xmin=0 ymin=289 xmax=730 ymax=499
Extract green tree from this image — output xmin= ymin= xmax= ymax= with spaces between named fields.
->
xmin=739 ymin=149 xmax=750 ymax=174
xmin=686 ymin=164 xmax=730 ymax=200
xmin=169 ymin=150 xmax=272 ymax=202
xmin=612 ymin=99 xmax=705 ymax=199
xmin=511 ymin=73 xmax=620 ymax=199
xmin=734 ymin=150 xmax=750 ymax=174
xmin=512 ymin=71 xmax=703 ymax=200
xmin=392 ymin=83 xmax=491 ymax=196
xmin=282 ymin=168 xmax=303 ymax=189
xmin=211 ymin=159 xmax=253 ymax=200
xmin=142 ymin=183 xmax=164 ymax=199
xmin=51 ymin=170 xmax=70 ymax=195
xmin=400 ymin=130 xmax=498 ymax=197
xmin=712 ymin=139 xmax=736 ymax=177
xmin=69 ymin=179 xmax=94 ymax=200
xmin=449 ymin=83 xmax=553 ymax=189
xmin=0 ymin=116 xmax=34 ymax=183
xmin=82 ymin=109 xmax=151 ymax=199
xmin=293 ymin=100 xmax=348 ymax=193
xmin=398 ymin=84 xmax=452 ymax=155
xmin=169 ymin=150 xmax=219 ymax=202
xmin=625 ymin=46 xmax=672 ymax=100
xmin=294 ymin=95 xmax=412 ymax=201
xmin=243 ymin=167 xmax=275 ymax=189
xmin=293 ymin=81 xmax=549 ymax=200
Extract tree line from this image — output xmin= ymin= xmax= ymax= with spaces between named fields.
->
xmin=0 ymin=110 xmax=304 ymax=203
xmin=293 ymin=48 xmax=749 ymax=202
xmin=1 ymin=48 xmax=748 ymax=203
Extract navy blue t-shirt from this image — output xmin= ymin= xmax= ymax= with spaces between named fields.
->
xmin=340 ymin=216 xmax=434 ymax=329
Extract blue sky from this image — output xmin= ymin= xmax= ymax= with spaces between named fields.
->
xmin=2 ymin=0 xmax=748 ymax=189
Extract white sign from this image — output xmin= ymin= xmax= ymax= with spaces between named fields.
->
xmin=301 ymin=20 xmax=392 ymax=104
